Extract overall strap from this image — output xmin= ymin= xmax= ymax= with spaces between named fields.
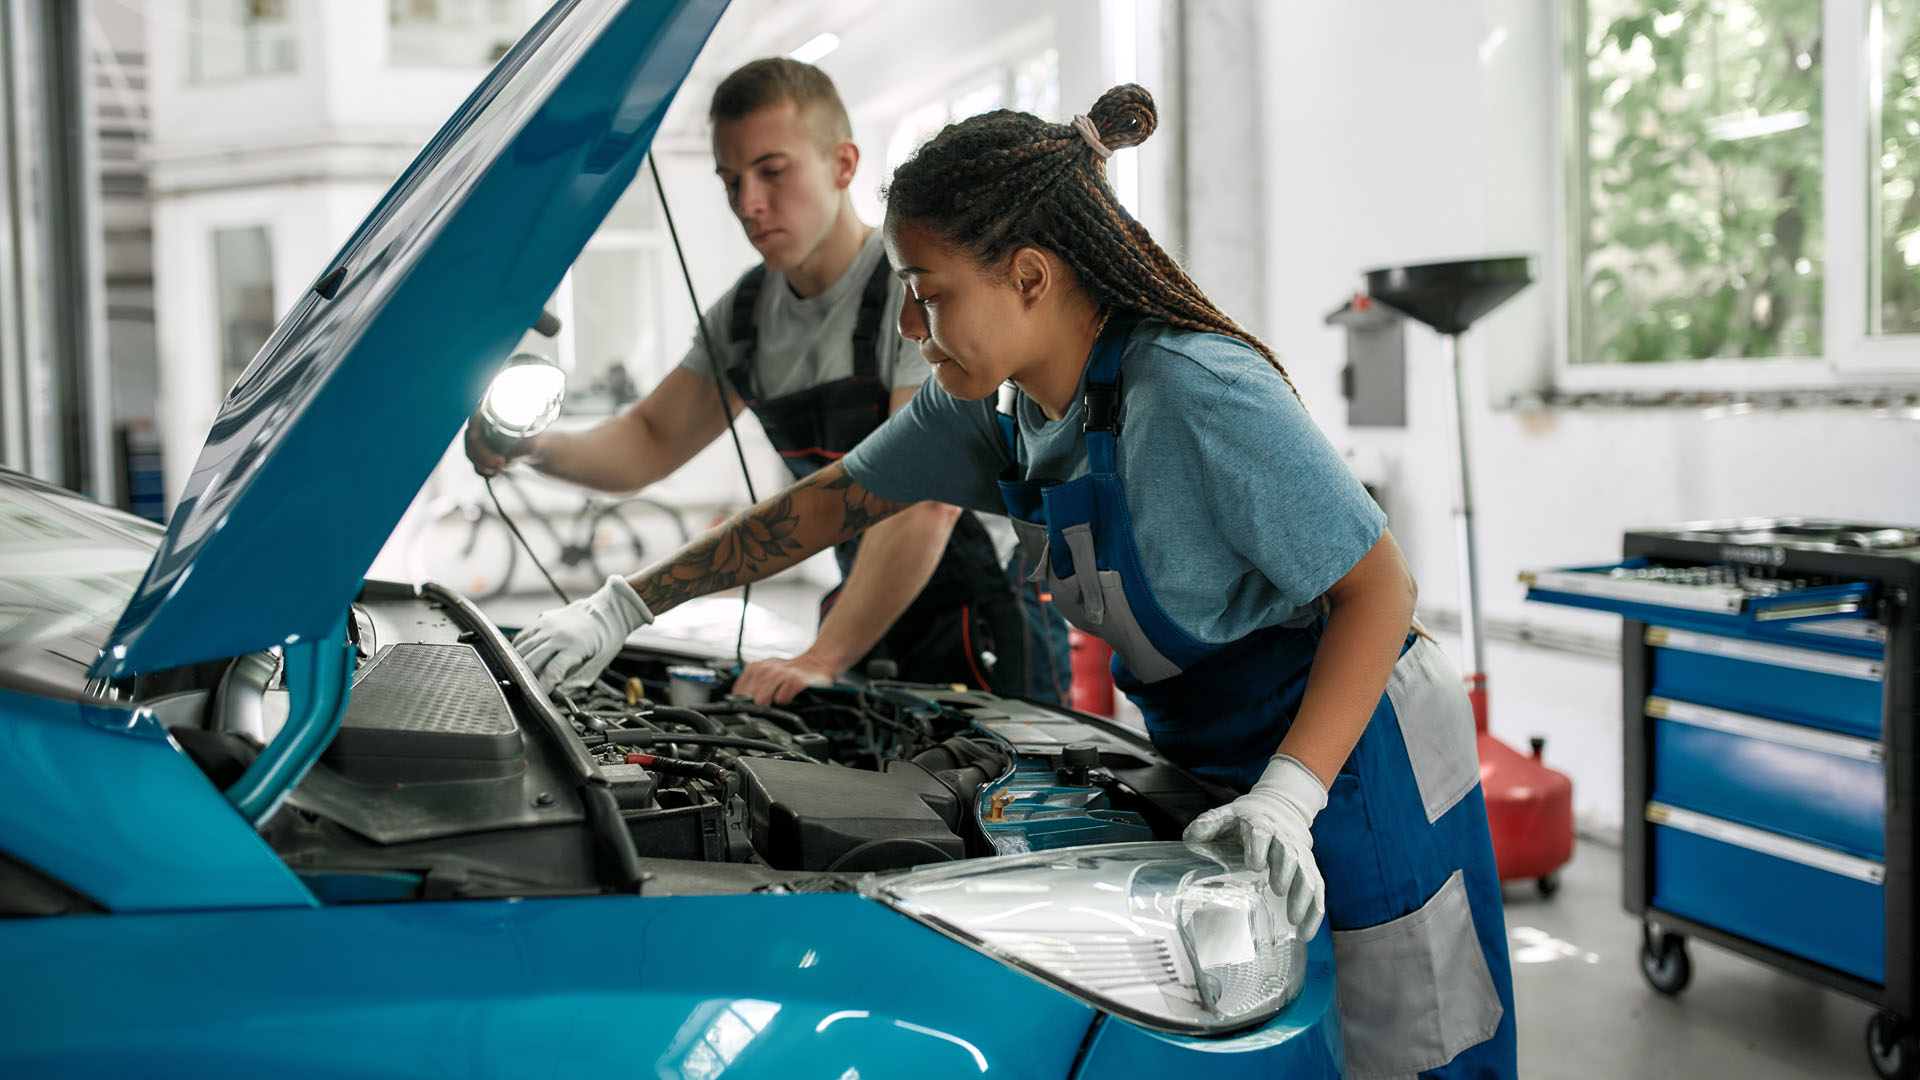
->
xmin=849 ymin=257 xmax=892 ymax=382
xmin=1083 ymin=314 xmax=1141 ymax=475
xmin=724 ymin=264 xmax=768 ymax=402
xmin=993 ymin=384 xmax=1019 ymax=455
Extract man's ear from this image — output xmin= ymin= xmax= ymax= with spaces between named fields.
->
xmin=831 ymin=139 xmax=859 ymax=189
xmin=1008 ymin=247 xmax=1053 ymax=309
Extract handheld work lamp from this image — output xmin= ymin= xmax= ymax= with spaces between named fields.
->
xmin=477 ymin=352 xmax=567 ymax=454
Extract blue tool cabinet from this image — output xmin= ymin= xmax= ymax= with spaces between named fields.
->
xmin=1524 ymin=520 xmax=1920 ymax=1080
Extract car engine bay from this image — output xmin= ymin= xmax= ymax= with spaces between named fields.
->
xmin=143 ymin=581 xmax=1231 ymax=904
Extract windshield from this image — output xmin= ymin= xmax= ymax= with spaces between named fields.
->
xmin=0 ymin=472 xmax=160 ymax=698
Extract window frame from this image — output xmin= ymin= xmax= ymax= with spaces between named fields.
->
xmin=1558 ymin=0 xmax=1920 ymax=393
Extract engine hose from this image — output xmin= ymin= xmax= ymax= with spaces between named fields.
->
xmin=624 ymin=752 xmax=729 ymax=786
xmin=695 ymin=701 xmax=814 ymax=735
xmin=601 ymin=730 xmax=821 ymax=763
xmin=646 ymin=705 xmax=726 ymax=735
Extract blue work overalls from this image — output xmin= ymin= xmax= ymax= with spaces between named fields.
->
xmin=995 ymin=318 xmax=1517 ymax=1079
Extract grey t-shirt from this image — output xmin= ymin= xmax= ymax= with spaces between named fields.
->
xmin=678 ymin=228 xmax=924 ymax=400
xmin=843 ymin=322 xmax=1387 ymax=644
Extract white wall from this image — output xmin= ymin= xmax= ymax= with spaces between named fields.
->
xmin=145 ymin=0 xmax=508 ymax=506
xmin=1243 ymin=0 xmax=1920 ymax=832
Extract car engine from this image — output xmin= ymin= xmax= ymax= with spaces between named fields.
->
xmin=162 ymin=582 xmax=1226 ymax=902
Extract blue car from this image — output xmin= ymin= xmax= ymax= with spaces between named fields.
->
xmin=0 ymin=2 xmax=1342 ymax=1076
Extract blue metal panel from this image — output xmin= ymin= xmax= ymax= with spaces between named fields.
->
xmin=1075 ymin=929 xmax=1345 ymax=1077
xmin=94 ymin=0 xmax=728 ymax=679
xmin=0 ymin=687 xmax=314 ymax=912
xmin=1651 ymin=646 xmax=1883 ymax=739
xmin=0 ymin=893 xmax=1111 ymax=1078
xmin=1651 ymin=718 xmax=1884 ymax=857
xmin=1652 ymin=824 xmax=1884 ymax=982
xmin=1524 ymin=587 xmax=1886 ymax=660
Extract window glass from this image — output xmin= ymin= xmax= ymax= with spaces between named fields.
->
xmin=188 ymin=0 xmax=296 ymax=84
xmin=1012 ymin=48 xmax=1062 ymax=120
xmin=388 ymin=0 xmax=532 ymax=69
xmin=1875 ymin=0 xmax=1920 ymax=333
xmin=1576 ymin=0 xmax=1824 ymax=363
xmin=882 ymin=49 xmax=1062 ymax=177
xmin=0 ymin=474 xmax=159 ymax=700
xmin=213 ymin=226 xmax=275 ymax=392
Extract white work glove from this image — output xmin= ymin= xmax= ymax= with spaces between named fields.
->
xmin=512 ymin=575 xmax=654 ymax=691
xmin=1184 ymin=754 xmax=1329 ymax=938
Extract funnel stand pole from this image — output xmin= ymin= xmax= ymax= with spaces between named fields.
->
xmin=1440 ymin=332 xmax=1489 ymax=733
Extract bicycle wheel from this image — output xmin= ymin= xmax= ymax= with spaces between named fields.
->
xmin=413 ymin=504 xmax=518 ymax=599
xmin=587 ymin=496 xmax=691 ymax=580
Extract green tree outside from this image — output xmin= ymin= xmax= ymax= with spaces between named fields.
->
xmin=1878 ymin=0 xmax=1920 ymax=334
xmin=1580 ymin=0 xmax=1825 ymax=363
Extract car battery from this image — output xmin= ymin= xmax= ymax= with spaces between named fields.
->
xmin=1523 ymin=519 xmax=1920 ymax=1077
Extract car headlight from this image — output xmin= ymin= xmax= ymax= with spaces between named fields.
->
xmin=863 ymin=842 xmax=1306 ymax=1035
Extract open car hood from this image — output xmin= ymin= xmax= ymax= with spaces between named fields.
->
xmin=92 ymin=0 xmax=727 ymax=680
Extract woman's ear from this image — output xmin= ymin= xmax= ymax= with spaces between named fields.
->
xmin=1008 ymin=246 xmax=1053 ymax=309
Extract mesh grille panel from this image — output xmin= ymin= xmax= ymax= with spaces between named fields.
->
xmin=331 ymin=643 xmax=520 ymax=761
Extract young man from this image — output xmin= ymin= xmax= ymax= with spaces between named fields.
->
xmin=468 ymin=58 xmax=1068 ymax=706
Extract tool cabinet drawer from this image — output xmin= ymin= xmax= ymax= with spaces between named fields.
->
xmin=1648 ymin=698 xmax=1885 ymax=857
xmin=1650 ymin=804 xmax=1886 ymax=982
xmin=1647 ymin=627 xmax=1885 ymax=739
xmin=1523 ymin=559 xmax=1872 ymax=625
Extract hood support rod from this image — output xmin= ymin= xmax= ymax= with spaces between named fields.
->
xmin=225 ymin=609 xmax=355 ymax=826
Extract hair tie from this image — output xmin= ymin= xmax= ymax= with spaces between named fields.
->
xmin=1072 ymin=114 xmax=1112 ymax=160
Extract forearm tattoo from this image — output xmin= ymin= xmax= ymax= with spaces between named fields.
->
xmin=634 ymin=464 xmax=908 ymax=613
xmin=819 ymin=466 xmax=905 ymax=538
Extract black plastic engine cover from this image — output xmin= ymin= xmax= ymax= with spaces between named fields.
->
xmin=290 ymin=642 xmax=582 ymax=846
xmin=735 ymin=758 xmax=964 ymax=872
xmin=325 ymin=643 xmax=524 ymax=782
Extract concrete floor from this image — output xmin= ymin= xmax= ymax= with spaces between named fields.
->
xmin=1506 ymin=840 xmax=1877 ymax=1079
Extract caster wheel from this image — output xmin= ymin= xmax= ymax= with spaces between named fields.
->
xmin=1639 ymin=930 xmax=1691 ymax=996
xmin=1868 ymin=1011 xmax=1918 ymax=1080
xmin=1536 ymin=874 xmax=1560 ymax=898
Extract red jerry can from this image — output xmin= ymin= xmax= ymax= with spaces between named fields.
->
xmin=1479 ymin=728 xmax=1576 ymax=895
xmin=1068 ymin=629 xmax=1116 ymax=717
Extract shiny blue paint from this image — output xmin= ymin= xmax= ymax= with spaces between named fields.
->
xmin=0 ymin=893 xmax=1102 ymax=1078
xmin=1652 ymin=717 xmax=1885 ymax=857
xmin=93 ymin=0 xmax=728 ymax=680
xmin=1653 ymin=823 xmax=1885 ymax=981
xmin=1651 ymin=641 xmax=1884 ymax=739
xmin=0 ymin=686 xmax=313 ymax=912
xmin=1074 ymin=929 xmax=1346 ymax=1077
xmin=225 ymin=612 xmax=356 ymax=824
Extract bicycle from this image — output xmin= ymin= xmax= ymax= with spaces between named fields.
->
xmin=408 ymin=469 xmax=692 ymax=600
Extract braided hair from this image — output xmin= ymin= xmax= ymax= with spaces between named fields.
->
xmin=884 ymin=84 xmax=1297 ymax=395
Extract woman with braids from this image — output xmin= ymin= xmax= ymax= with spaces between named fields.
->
xmin=513 ymin=84 xmax=1515 ymax=1078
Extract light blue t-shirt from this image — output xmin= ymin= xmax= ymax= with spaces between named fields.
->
xmin=843 ymin=322 xmax=1387 ymax=645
